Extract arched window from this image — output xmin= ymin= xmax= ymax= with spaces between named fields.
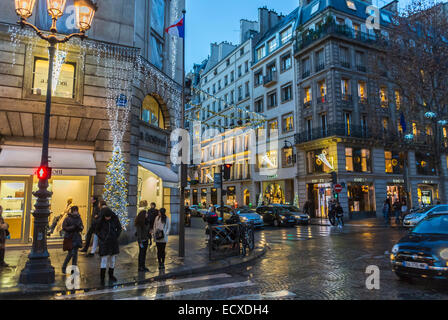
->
xmin=141 ymin=95 xmax=165 ymax=129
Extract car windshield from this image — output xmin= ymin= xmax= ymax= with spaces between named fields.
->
xmin=411 ymin=215 xmax=448 ymax=235
xmin=279 ymin=210 xmax=291 ymax=215
xmin=286 ymin=206 xmax=300 ymax=212
xmin=413 ymin=206 xmax=435 ymax=214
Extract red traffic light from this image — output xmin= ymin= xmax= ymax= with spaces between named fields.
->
xmin=225 ymin=164 xmax=232 ymax=168
xmin=36 ymin=166 xmax=52 ymax=180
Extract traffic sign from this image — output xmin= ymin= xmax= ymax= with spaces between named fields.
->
xmin=214 ymin=173 xmax=222 ymax=188
xmin=334 ymin=184 xmax=343 ymax=193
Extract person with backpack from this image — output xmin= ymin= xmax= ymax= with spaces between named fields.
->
xmin=61 ymin=206 xmax=84 ymax=274
xmin=0 ymin=206 xmax=10 ymax=268
xmin=96 ymin=206 xmax=122 ymax=285
xmin=152 ymin=208 xmax=171 ymax=270
xmin=135 ymin=209 xmax=151 ymax=272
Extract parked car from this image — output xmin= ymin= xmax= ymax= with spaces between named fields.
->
xmin=223 ymin=208 xmax=264 ymax=229
xmin=402 ymin=204 xmax=448 ymax=228
xmin=272 ymin=204 xmax=310 ymax=225
xmin=189 ymin=205 xmax=203 ymax=217
xmin=256 ymin=205 xmax=296 ymax=227
xmin=390 ymin=212 xmax=448 ymax=280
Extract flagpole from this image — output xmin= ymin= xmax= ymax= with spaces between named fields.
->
xmin=179 ymin=9 xmax=187 ymax=258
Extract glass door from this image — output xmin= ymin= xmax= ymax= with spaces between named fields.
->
xmin=0 ymin=179 xmax=27 ymax=242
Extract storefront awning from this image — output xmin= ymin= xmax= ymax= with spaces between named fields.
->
xmin=139 ymin=161 xmax=178 ymax=185
xmin=0 ymin=146 xmax=96 ymax=176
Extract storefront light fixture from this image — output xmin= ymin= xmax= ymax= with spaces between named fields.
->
xmin=74 ymin=0 xmax=98 ymax=32
xmin=46 ymin=0 xmax=67 ymax=20
xmin=15 ymin=0 xmax=37 ymax=19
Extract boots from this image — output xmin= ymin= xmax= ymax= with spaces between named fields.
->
xmin=108 ymin=268 xmax=117 ymax=283
xmin=100 ymin=268 xmax=106 ymax=286
xmin=0 ymin=248 xmax=8 ymax=267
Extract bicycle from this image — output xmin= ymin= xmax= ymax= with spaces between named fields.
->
xmin=239 ymin=221 xmax=255 ymax=256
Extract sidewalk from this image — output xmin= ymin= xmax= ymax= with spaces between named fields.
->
xmin=310 ymin=217 xmax=404 ymax=228
xmin=0 ymin=227 xmax=266 ymax=298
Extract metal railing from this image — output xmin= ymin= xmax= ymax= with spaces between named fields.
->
xmin=295 ymin=122 xmax=370 ymax=144
xmin=208 ymin=223 xmax=240 ymax=261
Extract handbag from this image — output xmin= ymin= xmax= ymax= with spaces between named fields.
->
xmin=155 ymin=229 xmax=164 ymax=241
xmin=63 ymin=237 xmax=73 ymax=251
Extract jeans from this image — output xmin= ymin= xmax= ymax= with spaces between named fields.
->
xmin=394 ymin=210 xmax=400 ymax=224
xmin=156 ymin=242 xmax=166 ymax=265
xmin=383 ymin=211 xmax=390 ymax=225
xmin=138 ymin=240 xmax=149 ymax=269
xmin=62 ymin=247 xmax=79 ymax=272
xmin=336 ymin=216 xmax=344 ymax=227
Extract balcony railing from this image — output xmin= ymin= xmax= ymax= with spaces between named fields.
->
xmin=356 ymin=65 xmax=367 ymax=72
xmin=341 ymin=61 xmax=351 ymax=68
xmin=315 ymin=63 xmax=325 ymax=72
xmin=295 ymin=22 xmax=383 ymax=53
xmin=302 ymin=70 xmax=311 ymax=78
xmin=317 ymin=95 xmax=327 ymax=104
xmin=263 ymin=71 xmax=278 ymax=87
xmin=358 ymin=96 xmax=368 ymax=104
xmin=342 ymin=94 xmax=352 ymax=102
xmin=295 ymin=123 xmax=371 ymax=144
xmin=303 ymin=100 xmax=312 ymax=108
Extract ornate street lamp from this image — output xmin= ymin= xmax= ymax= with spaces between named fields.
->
xmin=15 ymin=0 xmax=97 ymax=284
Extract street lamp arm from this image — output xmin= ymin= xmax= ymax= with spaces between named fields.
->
xmin=18 ymin=19 xmax=87 ymax=44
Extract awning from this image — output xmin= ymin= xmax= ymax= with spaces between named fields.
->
xmin=139 ymin=161 xmax=178 ymax=186
xmin=0 ymin=146 xmax=96 ymax=176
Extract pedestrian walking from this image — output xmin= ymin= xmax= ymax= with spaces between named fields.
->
xmin=393 ymin=199 xmax=402 ymax=225
xmin=81 ymin=196 xmax=100 ymax=254
xmin=96 ymin=206 xmax=122 ymax=285
xmin=0 ymin=205 xmax=10 ymax=267
xmin=328 ymin=199 xmax=337 ymax=226
xmin=383 ymin=199 xmax=391 ymax=226
xmin=135 ymin=209 xmax=151 ymax=272
xmin=152 ymin=208 xmax=170 ymax=270
xmin=86 ymin=200 xmax=107 ymax=257
xmin=401 ymin=199 xmax=408 ymax=221
xmin=62 ymin=206 xmax=84 ymax=274
xmin=335 ymin=202 xmax=344 ymax=228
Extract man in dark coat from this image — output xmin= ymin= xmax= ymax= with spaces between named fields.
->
xmin=96 ymin=206 xmax=122 ymax=285
xmin=62 ymin=206 xmax=84 ymax=274
xmin=147 ymin=202 xmax=159 ymax=231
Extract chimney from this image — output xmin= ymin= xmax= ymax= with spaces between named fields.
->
xmin=258 ymin=7 xmax=270 ymax=35
xmin=240 ymin=19 xmax=259 ymax=43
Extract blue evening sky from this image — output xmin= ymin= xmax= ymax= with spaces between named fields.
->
xmin=184 ymin=0 xmax=411 ymax=72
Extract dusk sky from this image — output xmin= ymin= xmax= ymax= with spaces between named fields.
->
xmin=184 ymin=0 xmax=412 ymax=72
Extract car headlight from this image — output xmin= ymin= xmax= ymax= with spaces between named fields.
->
xmin=240 ymin=217 xmax=248 ymax=222
xmin=392 ymin=244 xmax=399 ymax=254
xmin=440 ymin=248 xmax=448 ymax=260
xmin=294 ymin=215 xmax=301 ymax=219
xmin=281 ymin=215 xmax=286 ymax=220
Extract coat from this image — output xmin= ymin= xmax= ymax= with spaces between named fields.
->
xmin=147 ymin=208 xmax=158 ymax=230
xmin=335 ymin=206 xmax=344 ymax=218
xmin=55 ymin=203 xmax=73 ymax=235
xmin=135 ymin=217 xmax=151 ymax=242
xmin=152 ymin=216 xmax=170 ymax=243
xmin=96 ymin=208 xmax=122 ymax=256
xmin=0 ymin=216 xmax=8 ymax=249
xmin=62 ymin=212 xmax=84 ymax=249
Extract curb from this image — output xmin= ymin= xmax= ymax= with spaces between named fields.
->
xmin=0 ymin=245 xmax=267 ymax=299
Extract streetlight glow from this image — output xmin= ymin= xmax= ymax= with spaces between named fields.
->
xmin=74 ymin=0 xmax=97 ymax=32
xmin=46 ymin=0 xmax=67 ymax=20
xmin=14 ymin=0 xmax=36 ymax=19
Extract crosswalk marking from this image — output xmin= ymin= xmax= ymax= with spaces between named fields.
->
xmin=54 ymin=273 xmax=232 ymax=300
xmin=225 ymin=290 xmax=296 ymax=300
xmin=120 ymin=280 xmax=255 ymax=300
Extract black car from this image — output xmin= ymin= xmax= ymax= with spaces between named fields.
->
xmin=390 ymin=213 xmax=448 ymax=280
xmin=256 ymin=206 xmax=296 ymax=227
xmin=271 ymin=204 xmax=310 ymax=225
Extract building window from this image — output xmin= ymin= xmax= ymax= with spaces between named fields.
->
xmin=340 ymin=46 xmax=350 ymax=68
xmin=302 ymin=57 xmax=311 ymax=78
xmin=345 ymin=147 xmax=371 ymax=172
xmin=315 ymin=49 xmax=325 ymax=71
xmin=224 ymin=75 xmax=228 ymax=86
xmin=268 ymin=119 xmax=278 ymax=138
xmin=238 ymin=86 xmax=243 ymax=101
xmin=141 ymin=95 xmax=165 ymax=129
xmin=395 ymin=90 xmax=401 ymax=110
xmin=306 ymin=148 xmax=334 ymax=173
xmin=282 ymin=113 xmax=294 ymax=133
xmin=245 ymin=81 xmax=250 ymax=98
xmin=358 ymin=81 xmax=367 ymax=103
xmin=280 ymin=26 xmax=292 ymax=44
xmin=280 ymin=53 xmax=292 ymax=72
xmin=240 ymin=47 xmax=245 ymax=56
xmin=304 ymin=87 xmax=312 ymax=107
xmin=346 ymin=0 xmax=357 ymax=10
xmin=345 ymin=112 xmax=351 ymax=135
xmin=268 ymin=37 xmax=278 ymax=53
xmin=267 ymin=91 xmax=278 ymax=109
xmin=32 ymin=57 xmax=76 ymax=98
xmin=150 ymin=35 xmax=163 ymax=69
xmin=318 ymin=80 xmax=326 ymax=102
xmin=321 ymin=114 xmax=328 ymax=136
xmin=385 ymin=150 xmax=405 ymax=174
xmin=306 ymin=118 xmax=313 ymax=140
xmin=380 ymin=86 xmax=388 ymax=107
xmin=245 ymin=61 xmax=249 ymax=73
xmin=282 ymin=146 xmax=294 ymax=168
xmin=238 ymin=65 xmax=242 ymax=77
xmin=255 ymin=98 xmax=264 ymax=113
xmin=355 ymin=51 xmax=366 ymax=71
xmin=341 ymin=78 xmax=351 ymax=101
xmin=347 ymin=183 xmax=376 ymax=213
xmin=150 ymin=0 xmax=166 ymax=35
xmin=254 ymin=69 xmax=263 ymax=86
xmin=257 ymin=46 xmax=265 ymax=61
xmin=361 ymin=115 xmax=368 ymax=137
xmin=230 ymin=71 xmax=234 ymax=82
xmin=281 ymin=84 xmax=293 ymax=102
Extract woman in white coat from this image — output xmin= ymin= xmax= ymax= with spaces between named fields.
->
xmin=152 ymin=207 xmax=170 ymax=269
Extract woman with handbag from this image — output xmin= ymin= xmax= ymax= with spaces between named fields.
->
xmin=62 ymin=206 xmax=84 ymax=274
xmin=152 ymin=208 xmax=170 ymax=270
xmin=96 ymin=207 xmax=122 ymax=285
xmin=135 ymin=209 xmax=151 ymax=272
xmin=0 ymin=205 xmax=10 ymax=267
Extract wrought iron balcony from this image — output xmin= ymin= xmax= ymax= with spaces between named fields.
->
xmin=302 ymin=70 xmax=311 ymax=79
xmin=356 ymin=65 xmax=367 ymax=72
xmin=263 ymin=71 xmax=278 ymax=87
xmin=358 ymin=96 xmax=368 ymax=104
xmin=315 ymin=63 xmax=325 ymax=72
xmin=342 ymin=94 xmax=352 ymax=102
xmin=294 ymin=123 xmax=371 ymax=144
xmin=341 ymin=61 xmax=351 ymax=68
xmin=303 ymin=100 xmax=312 ymax=108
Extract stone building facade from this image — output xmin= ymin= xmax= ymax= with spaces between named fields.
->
xmin=0 ymin=0 xmax=184 ymax=244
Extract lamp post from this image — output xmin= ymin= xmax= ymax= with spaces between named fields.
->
xmin=15 ymin=0 xmax=97 ymax=284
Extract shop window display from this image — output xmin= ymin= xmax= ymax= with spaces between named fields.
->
xmin=345 ymin=147 xmax=371 ymax=173
xmin=347 ymin=183 xmax=376 ymax=213
xmin=385 ymin=150 xmax=405 ymax=174
xmin=0 ymin=181 xmax=26 ymax=240
xmin=415 ymin=151 xmax=436 ymax=175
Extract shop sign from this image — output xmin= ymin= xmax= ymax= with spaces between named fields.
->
xmin=140 ymin=132 xmax=167 ymax=147
xmin=267 ymin=174 xmax=278 ymax=179
xmin=116 ymin=94 xmax=128 ymax=107
xmin=311 ymin=179 xmax=327 ymax=183
xmin=316 ymin=150 xmax=334 ymax=170
xmin=392 ymin=179 xmax=404 ymax=184
xmin=354 ymin=177 xmax=368 ymax=183
xmin=421 ymin=180 xmax=436 ymax=184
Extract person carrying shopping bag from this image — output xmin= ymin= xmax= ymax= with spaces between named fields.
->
xmin=135 ymin=209 xmax=151 ymax=272
xmin=62 ymin=206 xmax=84 ymax=274
xmin=152 ymin=208 xmax=170 ymax=270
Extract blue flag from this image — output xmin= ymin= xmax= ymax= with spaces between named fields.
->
xmin=400 ymin=112 xmax=407 ymax=133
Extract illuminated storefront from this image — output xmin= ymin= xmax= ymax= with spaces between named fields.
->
xmin=0 ymin=146 xmax=95 ymax=243
xmin=347 ymin=182 xmax=376 ymax=218
xmin=417 ymin=183 xmax=438 ymax=205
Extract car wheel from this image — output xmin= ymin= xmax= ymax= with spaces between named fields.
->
xmin=395 ymin=272 xmax=412 ymax=282
xmin=273 ymin=219 xmax=280 ymax=227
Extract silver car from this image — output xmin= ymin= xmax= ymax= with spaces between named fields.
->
xmin=402 ymin=204 xmax=448 ymax=227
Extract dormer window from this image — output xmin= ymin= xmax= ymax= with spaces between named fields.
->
xmin=311 ymin=2 xmax=319 ymax=15
xmin=268 ymin=37 xmax=278 ymax=53
xmin=346 ymin=0 xmax=356 ymax=10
